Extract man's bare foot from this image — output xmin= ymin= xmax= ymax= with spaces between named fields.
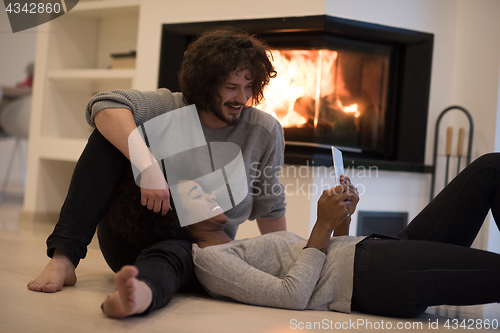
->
xmin=27 ymin=249 xmax=77 ymax=292
xmin=101 ymin=265 xmax=153 ymax=318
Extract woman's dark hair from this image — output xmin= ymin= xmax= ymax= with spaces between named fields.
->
xmin=101 ymin=167 xmax=190 ymax=248
xmin=179 ymin=27 xmax=277 ymax=112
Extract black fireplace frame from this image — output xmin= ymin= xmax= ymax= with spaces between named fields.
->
xmin=158 ymin=15 xmax=434 ymax=172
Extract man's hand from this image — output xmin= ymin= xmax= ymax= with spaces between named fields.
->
xmin=139 ymin=163 xmax=171 ymax=215
xmin=95 ymin=109 xmax=173 ymax=215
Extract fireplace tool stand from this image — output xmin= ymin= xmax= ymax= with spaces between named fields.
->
xmin=430 ymin=106 xmax=474 ymax=201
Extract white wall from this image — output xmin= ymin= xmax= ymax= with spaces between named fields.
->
xmin=0 ymin=7 xmax=36 ymax=192
xmin=492 ymin=63 xmax=500 ymax=254
xmin=452 ymin=0 xmax=500 ymax=252
xmin=0 ymin=8 xmax=37 ymax=86
xmin=453 ymin=0 xmax=500 ymax=158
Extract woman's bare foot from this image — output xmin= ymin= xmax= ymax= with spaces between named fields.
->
xmin=27 ymin=249 xmax=77 ymax=292
xmin=101 ymin=265 xmax=153 ymax=318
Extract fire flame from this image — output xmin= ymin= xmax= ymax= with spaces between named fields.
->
xmin=337 ymin=100 xmax=360 ymax=118
xmin=260 ymin=49 xmax=359 ymax=127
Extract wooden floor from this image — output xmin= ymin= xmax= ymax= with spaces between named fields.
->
xmin=0 ymin=193 xmax=499 ymax=332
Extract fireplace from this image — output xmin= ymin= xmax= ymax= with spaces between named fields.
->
xmin=158 ymin=16 xmax=434 ymax=171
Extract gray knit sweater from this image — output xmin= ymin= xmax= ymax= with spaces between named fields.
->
xmin=193 ymin=232 xmax=365 ymax=313
xmin=85 ymin=89 xmax=286 ymax=239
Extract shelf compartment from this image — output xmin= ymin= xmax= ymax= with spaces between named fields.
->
xmin=33 ymin=159 xmax=78 ymax=214
xmin=38 ymin=137 xmax=88 ymax=162
xmin=43 ymin=76 xmax=133 ymax=139
xmin=46 ymin=2 xmax=139 ymax=70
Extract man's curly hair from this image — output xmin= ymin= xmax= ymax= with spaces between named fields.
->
xmin=179 ymin=27 xmax=277 ymax=112
xmin=101 ymin=167 xmax=190 ymax=248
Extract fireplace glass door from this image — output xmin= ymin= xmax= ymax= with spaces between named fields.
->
xmin=260 ymin=46 xmax=392 ymax=154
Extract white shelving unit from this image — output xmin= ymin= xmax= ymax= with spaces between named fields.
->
xmin=22 ymin=0 xmax=141 ymax=222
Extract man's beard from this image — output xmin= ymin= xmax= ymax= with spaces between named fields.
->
xmin=211 ymin=103 xmax=246 ymax=126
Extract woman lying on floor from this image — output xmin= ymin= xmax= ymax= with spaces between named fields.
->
xmin=103 ymin=153 xmax=500 ymax=319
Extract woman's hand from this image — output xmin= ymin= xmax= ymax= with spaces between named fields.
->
xmin=306 ymin=185 xmax=350 ymax=252
xmin=340 ymin=175 xmax=359 ymax=216
xmin=316 ymin=185 xmax=351 ymax=231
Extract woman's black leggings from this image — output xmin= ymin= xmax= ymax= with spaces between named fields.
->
xmin=352 ymin=153 xmax=500 ymax=318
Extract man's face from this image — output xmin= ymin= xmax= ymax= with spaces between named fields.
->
xmin=212 ymin=68 xmax=253 ymax=126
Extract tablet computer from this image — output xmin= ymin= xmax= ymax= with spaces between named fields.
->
xmin=331 ymin=146 xmax=344 ymax=186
